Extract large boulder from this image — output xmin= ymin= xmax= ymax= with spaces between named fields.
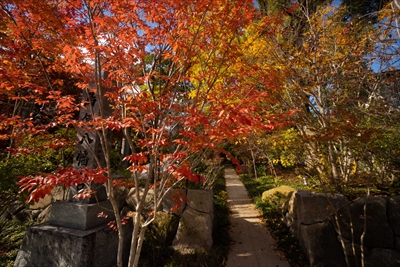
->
xmin=14 ymin=223 xmax=132 ymax=267
xmin=337 ymin=196 xmax=394 ymax=248
xmin=283 ymin=191 xmax=299 ymax=237
xmin=299 ymin=220 xmax=347 ymax=267
xmin=172 ymin=189 xmax=214 ymax=254
xmin=395 ymin=237 xmax=400 ymax=251
xmin=261 ymin=186 xmax=296 ymax=213
xmin=387 ymin=196 xmax=400 ymax=236
xmin=294 ymin=191 xmax=348 ymax=225
xmin=364 ymin=248 xmax=400 ymax=267
xmin=341 ymin=237 xmax=370 ymax=267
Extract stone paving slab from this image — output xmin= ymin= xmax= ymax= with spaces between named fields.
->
xmin=225 ymin=167 xmax=291 ymax=267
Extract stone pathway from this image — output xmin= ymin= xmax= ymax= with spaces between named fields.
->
xmin=225 ymin=167 xmax=290 ymax=267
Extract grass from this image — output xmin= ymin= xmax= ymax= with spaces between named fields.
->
xmin=239 ymin=173 xmax=310 ymax=267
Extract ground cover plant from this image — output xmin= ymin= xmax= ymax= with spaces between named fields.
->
xmin=0 ymin=220 xmax=34 ymax=267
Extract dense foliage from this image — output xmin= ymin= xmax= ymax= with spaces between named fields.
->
xmin=0 ymin=0 xmax=399 ymax=266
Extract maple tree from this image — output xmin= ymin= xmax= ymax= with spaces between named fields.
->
xmin=0 ymin=0 xmax=283 ymax=266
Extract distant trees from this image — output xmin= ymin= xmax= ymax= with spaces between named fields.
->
xmin=241 ymin=1 xmax=400 ymax=190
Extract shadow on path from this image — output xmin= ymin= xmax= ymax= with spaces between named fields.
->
xmin=225 ymin=167 xmax=290 ymax=267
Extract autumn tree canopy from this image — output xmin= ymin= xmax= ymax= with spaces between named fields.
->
xmin=0 ymin=0 xmax=283 ymax=266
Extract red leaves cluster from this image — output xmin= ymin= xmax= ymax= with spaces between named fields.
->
xmin=167 ymin=163 xmax=204 ymax=184
xmin=18 ymin=167 xmax=109 ymax=203
xmin=107 ymin=216 xmax=131 ymax=232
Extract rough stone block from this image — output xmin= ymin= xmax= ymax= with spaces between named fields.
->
xmin=299 ymin=220 xmax=347 ymax=267
xmin=172 ymin=190 xmax=214 ymax=254
xmin=395 ymin=236 xmax=400 ymax=251
xmin=13 ymin=223 xmax=132 ymax=267
xmin=49 ymin=200 xmax=115 ymax=230
xmin=29 ymin=194 xmax=52 ymax=210
xmin=172 ymin=207 xmax=213 ymax=254
xmin=295 ymin=191 xmax=348 ymax=225
xmin=364 ymin=248 xmax=400 ymax=267
xmin=388 ymin=196 xmax=400 ymax=236
xmin=337 ymin=196 xmax=394 ymax=248
xmin=186 ymin=189 xmax=213 ymax=213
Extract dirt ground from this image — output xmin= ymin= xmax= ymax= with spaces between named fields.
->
xmin=225 ymin=167 xmax=291 ymax=267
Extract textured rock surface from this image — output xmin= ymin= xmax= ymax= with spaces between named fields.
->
xmin=337 ymin=196 xmax=394 ymax=248
xmin=299 ymin=220 xmax=347 ymax=267
xmin=388 ymin=196 xmax=400 ymax=236
xmin=37 ymin=205 xmax=52 ymax=224
xmin=172 ymin=189 xmax=214 ymax=254
xmin=295 ymin=191 xmax=348 ymax=225
xmin=364 ymin=248 xmax=400 ymax=267
xmin=49 ymin=200 xmax=115 ymax=230
xmin=13 ymin=224 xmax=131 ymax=267
xmin=284 ymin=191 xmax=400 ymax=267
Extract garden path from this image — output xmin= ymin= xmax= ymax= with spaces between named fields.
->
xmin=225 ymin=167 xmax=290 ymax=267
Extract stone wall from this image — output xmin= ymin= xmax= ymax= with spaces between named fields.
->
xmin=13 ymin=188 xmax=214 ymax=267
xmin=282 ymin=191 xmax=400 ymax=267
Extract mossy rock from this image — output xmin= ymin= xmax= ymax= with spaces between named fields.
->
xmin=261 ymin=186 xmax=296 ymax=213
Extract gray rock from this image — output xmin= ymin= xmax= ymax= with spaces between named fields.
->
xmin=69 ymin=182 xmax=108 ymax=204
xmin=172 ymin=208 xmax=213 ymax=254
xmin=162 ymin=189 xmax=187 ymax=215
xmin=52 ymin=186 xmax=67 ymax=202
xmin=295 ymin=191 xmax=348 ymax=225
xmin=388 ymin=196 xmax=400 ymax=236
xmin=14 ymin=223 xmax=132 ymax=267
xmin=395 ymin=236 xmax=400 ymax=251
xmin=340 ymin=238 xmax=369 ymax=267
xmin=299 ymin=220 xmax=347 ymax=267
xmin=337 ymin=196 xmax=394 ymax=248
xmin=37 ymin=205 xmax=52 ymax=224
xmin=364 ymin=248 xmax=400 ymax=267
xmin=186 ymin=189 xmax=213 ymax=213
xmin=49 ymin=200 xmax=115 ymax=230
xmin=172 ymin=189 xmax=214 ymax=254
xmin=29 ymin=194 xmax=52 ymax=210
xmin=287 ymin=190 xmax=298 ymax=219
